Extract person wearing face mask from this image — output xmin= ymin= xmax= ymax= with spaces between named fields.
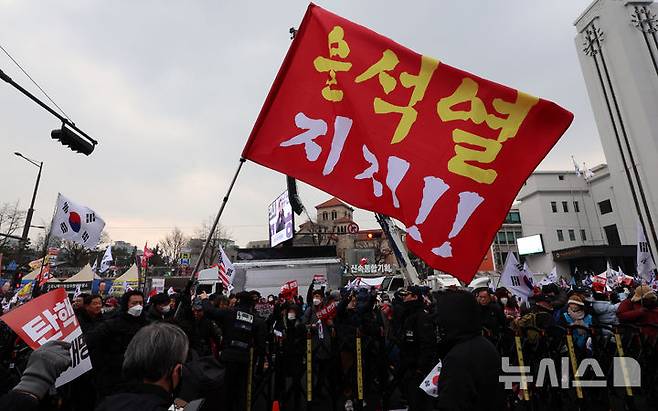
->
xmin=617 ymin=285 xmax=658 ymax=337
xmin=86 ymin=290 xmax=148 ymax=400
xmin=495 ymin=287 xmax=520 ymax=324
xmin=432 ymin=290 xmax=504 ymax=410
xmin=95 ymin=322 xmax=195 ymax=411
xmin=302 ymin=289 xmax=335 ymax=403
xmin=558 ymin=295 xmax=592 ymax=351
xmin=146 ymin=293 xmax=172 ymax=324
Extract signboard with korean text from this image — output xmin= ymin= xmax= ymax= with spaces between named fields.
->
xmin=350 ymin=263 xmax=394 ymax=275
xmin=280 ymin=280 xmax=299 ymax=298
xmin=242 ymin=5 xmax=573 ymax=283
xmin=0 ymin=288 xmax=92 ymax=386
xmin=151 ymin=278 xmax=165 ymax=293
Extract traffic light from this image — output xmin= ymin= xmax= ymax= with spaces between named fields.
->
xmin=51 ymin=124 xmax=95 ymax=155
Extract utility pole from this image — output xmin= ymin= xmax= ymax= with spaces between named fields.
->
xmin=15 ymin=152 xmax=43 ymax=241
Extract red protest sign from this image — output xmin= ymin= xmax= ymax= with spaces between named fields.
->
xmin=2 ymin=288 xmax=78 ymax=348
xmin=242 ymin=5 xmax=573 ymax=283
xmin=1 ymin=288 xmax=92 ymax=386
xmin=316 ymin=300 xmax=338 ymax=321
xmin=280 ymin=280 xmax=299 ymax=299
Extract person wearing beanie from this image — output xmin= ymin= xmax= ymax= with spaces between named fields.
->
xmin=395 ymin=285 xmax=437 ymax=410
xmin=146 ymin=293 xmax=172 ymax=324
xmin=558 ymin=295 xmax=592 ymax=350
xmin=434 ymin=290 xmax=504 ymax=410
xmin=617 ymin=285 xmax=658 ymax=337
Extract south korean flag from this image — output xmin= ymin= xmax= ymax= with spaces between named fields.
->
xmin=52 ymin=193 xmax=105 ymax=248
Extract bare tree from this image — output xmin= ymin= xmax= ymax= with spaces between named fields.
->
xmin=0 ymin=201 xmax=26 ymax=249
xmin=195 ymin=217 xmax=233 ymax=267
xmin=159 ymin=227 xmax=188 ymax=265
xmin=57 ymin=230 xmax=110 ymax=267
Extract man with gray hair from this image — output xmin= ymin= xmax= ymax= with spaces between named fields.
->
xmin=95 ymin=322 xmax=192 ymax=411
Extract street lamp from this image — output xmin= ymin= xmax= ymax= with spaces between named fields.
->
xmin=15 ymin=152 xmax=43 ymax=242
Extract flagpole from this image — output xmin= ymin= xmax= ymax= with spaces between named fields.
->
xmin=33 ymin=195 xmax=60 ymax=297
xmin=190 ymin=157 xmax=246 ymax=280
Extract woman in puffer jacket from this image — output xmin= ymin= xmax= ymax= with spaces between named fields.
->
xmin=591 ymin=292 xmax=619 ymax=336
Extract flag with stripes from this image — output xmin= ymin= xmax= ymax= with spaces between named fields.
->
xmin=212 ymin=244 xmax=235 ymax=292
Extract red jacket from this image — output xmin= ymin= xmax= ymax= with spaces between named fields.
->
xmin=616 ymin=299 xmax=658 ymax=337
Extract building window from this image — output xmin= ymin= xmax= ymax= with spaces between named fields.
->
xmin=604 ymin=224 xmax=621 ymax=246
xmin=558 ymin=175 xmax=564 ymax=181
xmin=580 ymin=229 xmax=587 ymax=241
xmin=562 ymin=201 xmax=569 ymax=212
xmin=322 ymin=211 xmax=328 ymax=221
xmin=551 ymin=202 xmax=557 ymax=213
xmin=573 ymin=201 xmax=580 ymax=213
xmin=505 ymin=211 xmax=521 ymax=224
xmin=506 ymin=232 xmax=516 ymax=244
xmin=598 ymin=199 xmax=613 ymax=215
xmin=568 ymin=229 xmax=576 ymax=241
xmin=557 ymin=230 xmax=564 ymax=242
xmin=331 ymin=210 xmax=337 ymax=220
xmin=497 ymin=232 xmax=507 ymax=244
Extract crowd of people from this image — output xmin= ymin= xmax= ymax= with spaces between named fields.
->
xmin=0 ymin=275 xmax=657 ymax=410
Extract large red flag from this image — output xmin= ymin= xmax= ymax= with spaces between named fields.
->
xmin=242 ymin=4 xmax=573 ymax=283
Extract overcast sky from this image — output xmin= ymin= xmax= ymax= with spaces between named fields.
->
xmin=0 ymin=0 xmax=604 ymax=249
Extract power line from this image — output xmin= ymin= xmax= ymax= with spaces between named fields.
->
xmin=0 ymin=42 xmax=71 ymax=120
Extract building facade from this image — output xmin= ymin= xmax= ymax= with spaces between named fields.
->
xmin=575 ymin=0 xmax=658 ymax=257
xmin=491 ymin=209 xmax=523 ymax=270
xmin=517 ymin=165 xmax=635 ymax=276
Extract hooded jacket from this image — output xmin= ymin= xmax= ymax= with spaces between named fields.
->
xmin=591 ymin=300 xmax=619 ymax=328
xmin=434 ymin=291 xmax=504 ymax=411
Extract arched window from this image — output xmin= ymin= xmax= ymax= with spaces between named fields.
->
xmin=331 ymin=210 xmax=337 ymax=220
xmin=322 ymin=211 xmax=328 ymax=221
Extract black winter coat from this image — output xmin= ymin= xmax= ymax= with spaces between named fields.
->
xmin=434 ymin=292 xmax=504 ymax=411
xmin=95 ymin=383 xmax=171 ymax=411
xmin=85 ymin=311 xmax=148 ymax=397
xmin=396 ymin=299 xmax=437 ymax=374
xmin=201 ymin=301 xmax=266 ymax=364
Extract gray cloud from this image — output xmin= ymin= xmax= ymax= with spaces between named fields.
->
xmin=0 ymin=0 xmax=602 ymax=248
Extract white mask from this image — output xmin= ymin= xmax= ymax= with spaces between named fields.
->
xmin=500 ymin=297 xmax=508 ymax=305
xmin=287 ymin=312 xmax=296 ymax=321
xmin=313 ymin=298 xmax=321 ymax=306
xmin=161 ymin=305 xmax=171 ymax=314
xmin=127 ymin=305 xmax=143 ymax=317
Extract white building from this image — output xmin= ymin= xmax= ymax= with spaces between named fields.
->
xmin=574 ymin=0 xmax=658 ymax=258
xmin=517 ymin=164 xmax=636 ymax=277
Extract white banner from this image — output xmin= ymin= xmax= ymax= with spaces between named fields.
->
xmin=637 ymin=221 xmax=656 ymax=282
xmin=152 ymin=278 xmax=165 ymax=293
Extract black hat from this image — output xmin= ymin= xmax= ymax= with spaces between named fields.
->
xmin=151 ymin=293 xmax=171 ymax=306
xmin=402 ymin=285 xmax=423 ymax=296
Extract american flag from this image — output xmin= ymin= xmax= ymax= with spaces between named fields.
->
xmin=211 ymin=244 xmax=234 ymax=292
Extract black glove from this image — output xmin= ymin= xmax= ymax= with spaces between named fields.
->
xmin=13 ymin=340 xmax=72 ymax=399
